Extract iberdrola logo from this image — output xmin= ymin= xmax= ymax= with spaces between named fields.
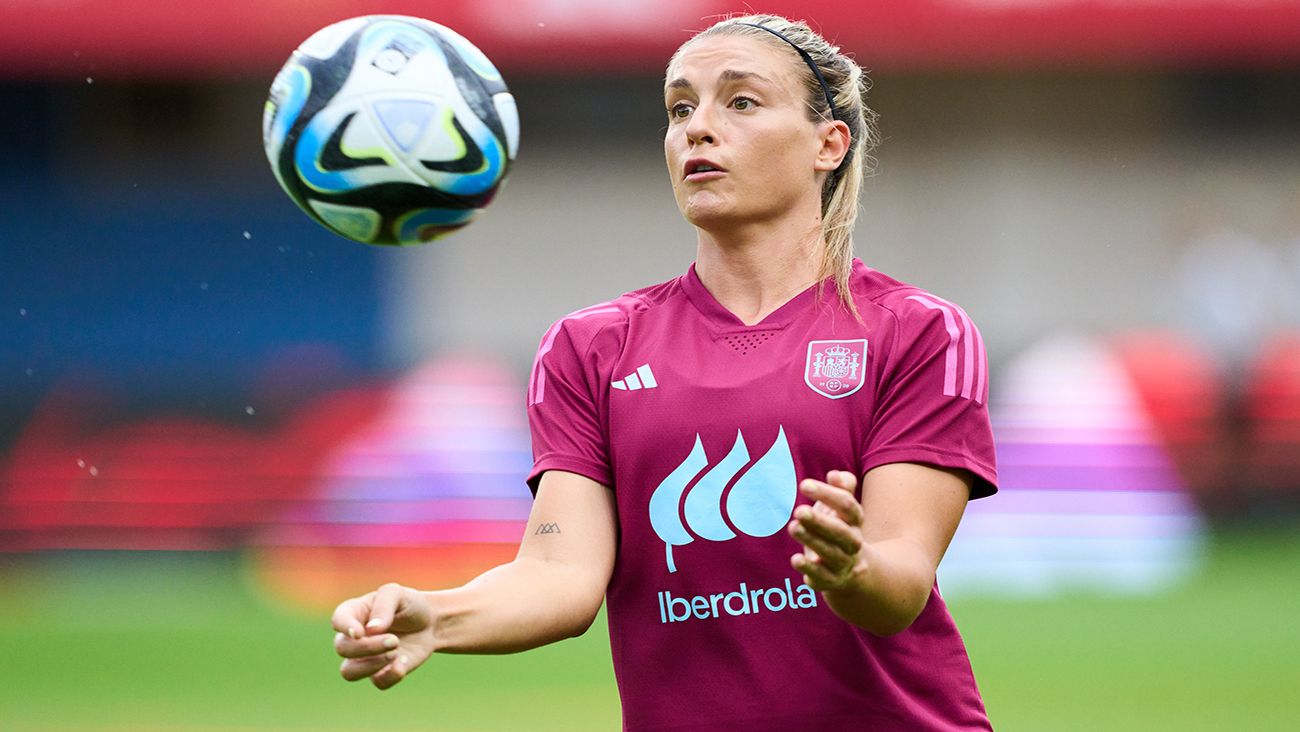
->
xmin=648 ymin=427 xmax=797 ymax=573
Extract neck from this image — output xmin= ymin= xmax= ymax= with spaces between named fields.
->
xmin=694 ymin=216 xmax=824 ymax=326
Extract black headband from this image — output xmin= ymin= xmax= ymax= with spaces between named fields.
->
xmin=737 ymin=22 xmax=840 ymax=122
xmin=737 ymin=22 xmax=851 ymax=175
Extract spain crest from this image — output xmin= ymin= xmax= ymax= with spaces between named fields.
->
xmin=804 ymin=339 xmax=868 ymax=399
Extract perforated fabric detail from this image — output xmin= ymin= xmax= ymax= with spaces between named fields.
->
xmin=723 ymin=331 xmax=777 ymax=355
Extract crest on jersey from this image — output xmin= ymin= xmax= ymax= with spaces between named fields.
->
xmin=804 ymin=339 xmax=867 ymax=399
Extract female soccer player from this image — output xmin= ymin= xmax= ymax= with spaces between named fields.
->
xmin=332 ymin=14 xmax=998 ymax=731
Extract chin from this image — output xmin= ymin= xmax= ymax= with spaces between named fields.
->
xmin=687 ymin=205 xmax=777 ymax=236
xmin=684 ymin=209 xmax=731 ymax=231
xmin=682 ymin=198 xmax=736 ymax=228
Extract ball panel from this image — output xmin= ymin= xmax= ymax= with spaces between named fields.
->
xmin=263 ymin=63 xmax=312 ymax=195
xmin=272 ymin=27 xmax=366 ymax=220
xmin=493 ymin=94 xmax=520 ymax=160
xmin=370 ymin=99 xmax=438 ymax=153
xmin=426 ymin=21 xmax=506 ymax=84
xmin=295 ymin=108 xmax=384 ymax=194
xmin=323 ymin=111 xmax=395 ymax=171
xmin=297 ymin=17 xmax=370 ymax=60
xmin=395 ymin=207 xmax=479 ymax=245
xmin=308 ymin=200 xmax=383 ymax=243
xmin=434 ymin=32 xmax=509 ymax=151
xmin=353 ymin=20 xmax=440 ymax=84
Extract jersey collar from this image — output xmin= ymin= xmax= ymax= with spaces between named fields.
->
xmin=679 ymin=261 xmax=829 ymax=332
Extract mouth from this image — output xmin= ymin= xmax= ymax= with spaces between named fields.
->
xmin=683 ymin=158 xmax=726 ymax=181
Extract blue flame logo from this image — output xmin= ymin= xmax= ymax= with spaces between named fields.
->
xmin=648 ymin=427 xmax=797 ymax=573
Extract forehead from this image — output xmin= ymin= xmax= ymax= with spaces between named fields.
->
xmin=665 ymin=34 xmax=800 ymax=92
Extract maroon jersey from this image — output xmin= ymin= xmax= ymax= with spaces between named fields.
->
xmin=527 ymin=259 xmax=997 ymax=731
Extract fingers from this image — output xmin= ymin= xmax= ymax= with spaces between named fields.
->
xmin=790 ymin=500 xmax=862 ymax=556
xmin=334 ymin=631 xmax=400 ymax=659
xmin=826 ymin=469 xmax=858 ymax=493
xmin=338 ymin=650 xmax=414 ymax=690
xmin=331 ymin=583 xmax=427 ymax=691
xmin=790 ymin=471 xmax=865 ymax=590
xmin=788 ymin=515 xmax=856 ymax=574
xmin=370 ymin=654 xmax=413 ymax=691
xmin=790 ymin=552 xmax=843 ymax=590
xmin=340 ymin=651 xmax=398 ymax=682
xmin=798 ymin=473 xmax=863 ymax=526
xmin=331 ymin=595 xmax=373 ymax=640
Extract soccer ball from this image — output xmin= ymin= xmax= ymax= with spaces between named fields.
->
xmin=262 ymin=16 xmax=519 ymax=246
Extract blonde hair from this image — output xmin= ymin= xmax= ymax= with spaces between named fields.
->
xmin=670 ymin=14 xmax=879 ymax=314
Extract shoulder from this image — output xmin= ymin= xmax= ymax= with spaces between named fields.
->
xmin=529 ymin=277 xmax=682 ymax=406
xmin=846 ymin=264 xmax=985 ymax=365
xmin=851 ymin=264 xmax=980 ymax=336
xmin=536 ymin=275 xmax=683 ymax=357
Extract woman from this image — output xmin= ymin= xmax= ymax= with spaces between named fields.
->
xmin=332 ymin=14 xmax=998 ymax=731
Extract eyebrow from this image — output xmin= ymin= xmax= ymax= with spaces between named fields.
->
xmin=665 ymin=69 xmax=774 ymax=92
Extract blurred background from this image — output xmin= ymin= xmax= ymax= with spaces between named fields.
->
xmin=2 ymin=1 xmax=1299 ymax=730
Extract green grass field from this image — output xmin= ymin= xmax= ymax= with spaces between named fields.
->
xmin=1 ymin=528 xmax=1297 ymax=731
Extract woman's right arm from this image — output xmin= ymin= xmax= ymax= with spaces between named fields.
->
xmin=331 ymin=469 xmax=617 ymax=689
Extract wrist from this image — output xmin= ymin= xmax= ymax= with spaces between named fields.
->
xmin=820 ymin=544 xmax=920 ymax=636
xmin=424 ymin=589 xmax=456 ymax=653
xmin=823 ymin=549 xmax=873 ymax=601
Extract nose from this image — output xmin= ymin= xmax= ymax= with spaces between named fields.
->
xmin=684 ymin=104 xmax=716 ymax=146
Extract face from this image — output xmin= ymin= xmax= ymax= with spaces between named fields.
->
xmin=663 ymin=34 xmax=839 ymax=231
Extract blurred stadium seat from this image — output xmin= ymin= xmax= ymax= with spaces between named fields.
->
xmin=940 ymin=334 xmax=1205 ymax=597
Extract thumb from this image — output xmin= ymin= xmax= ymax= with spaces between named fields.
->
xmin=389 ymin=586 xmax=434 ymax=633
xmin=365 ymin=583 xmax=405 ymax=635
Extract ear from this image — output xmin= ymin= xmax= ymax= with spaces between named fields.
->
xmin=813 ymin=119 xmax=852 ymax=173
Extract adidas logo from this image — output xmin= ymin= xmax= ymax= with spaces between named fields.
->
xmin=612 ymin=364 xmax=657 ymax=391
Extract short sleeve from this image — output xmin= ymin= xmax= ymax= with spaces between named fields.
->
xmin=862 ymin=293 xmax=998 ymax=499
xmin=525 ymin=316 xmax=614 ymax=493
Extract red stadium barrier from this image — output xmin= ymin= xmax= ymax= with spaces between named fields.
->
xmin=1111 ymin=331 xmax=1233 ymax=515
xmin=1243 ymin=333 xmax=1300 ymax=504
xmin=0 ymin=378 xmax=389 ymax=552
xmin=5 ymin=0 xmax=1300 ymax=79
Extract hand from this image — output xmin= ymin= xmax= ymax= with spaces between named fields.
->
xmin=788 ymin=470 xmax=865 ymax=591
xmin=331 ymin=583 xmax=436 ymax=690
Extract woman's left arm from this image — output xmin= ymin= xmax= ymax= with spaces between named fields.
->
xmin=787 ymin=462 xmax=972 ymax=636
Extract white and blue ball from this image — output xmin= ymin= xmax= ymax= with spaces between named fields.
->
xmin=263 ymin=16 xmax=519 ymax=245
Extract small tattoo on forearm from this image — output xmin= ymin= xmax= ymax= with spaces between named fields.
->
xmin=536 ymin=523 xmax=561 ymax=535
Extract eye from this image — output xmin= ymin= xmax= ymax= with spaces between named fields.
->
xmin=731 ymin=96 xmax=757 ymax=111
xmin=668 ymin=102 xmax=693 ymax=120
